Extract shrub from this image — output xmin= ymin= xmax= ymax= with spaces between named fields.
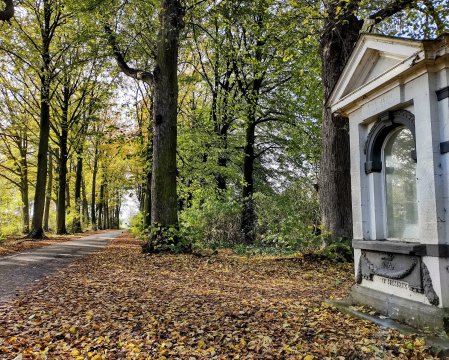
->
xmin=179 ymin=189 xmax=241 ymax=248
xmin=255 ymin=178 xmax=321 ymax=251
xmin=130 ymin=212 xmax=145 ymax=237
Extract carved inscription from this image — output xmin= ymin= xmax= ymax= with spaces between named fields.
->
xmin=359 ymin=250 xmax=440 ymax=306
xmin=380 ymin=277 xmax=409 ymax=289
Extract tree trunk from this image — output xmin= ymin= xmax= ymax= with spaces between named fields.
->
xmin=72 ymin=150 xmax=83 ymax=233
xmin=91 ymin=146 xmax=98 ymax=230
xmin=104 ymin=187 xmax=109 ymax=229
xmin=56 ymin=153 xmax=68 ymax=234
xmin=56 ymin=97 xmax=69 ymax=235
xmin=143 ymin=171 xmax=152 ymax=228
xmin=148 ymin=0 xmax=184 ymax=248
xmin=319 ymin=4 xmax=362 ymax=241
xmin=29 ymin=0 xmax=53 ymax=239
xmin=241 ymin=121 xmax=256 ymax=243
xmin=98 ymin=180 xmax=105 ymax=230
xmin=30 ymin=81 xmax=50 ymax=238
xmin=44 ymin=150 xmax=52 ymax=231
xmin=19 ymin=134 xmax=29 ymax=234
xmin=82 ymin=178 xmax=89 ymax=225
xmin=66 ymin=161 xmax=71 ymax=210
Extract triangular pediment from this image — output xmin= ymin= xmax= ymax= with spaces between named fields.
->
xmin=328 ymin=34 xmax=425 ymax=114
xmin=341 ymin=49 xmax=407 ymax=97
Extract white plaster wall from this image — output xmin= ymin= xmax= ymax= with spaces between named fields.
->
xmin=436 ymin=257 xmax=449 ymax=307
xmin=434 ymin=67 xmax=449 ymax=307
xmin=353 ymin=248 xmax=362 ymax=278
xmin=436 ymin=68 xmax=449 ymax=247
xmin=349 ymin=119 xmax=363 ymax=240
xmin=405 ymin=73 xmax=444 ymax=245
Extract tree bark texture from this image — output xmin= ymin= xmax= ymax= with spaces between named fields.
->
xmin=56 ymin=91 xmax=69 ymax=235
xmin=150 ymin=0 xmax=184 ymax=234
xmin=241 ymin=122 xmax=256 ymax=243
xmin=143 ymin=171 xmax=152 ymax=228
xmin=30 ymin=77 xmax=50 ymax=238
xmin=319 ymin=3 xmax=362 ymax=241
xmin=72 ymin=150 xmax=83 ymax=233
xmin=82 ymin=178 xmax=89 ymax=225
xmin=19 ymin=133 xmax=29 ymax=234
xmin=91 ymin=145 xmax=98 ymax=230
xmin=98 ymin=181 xmax=104 ymax=230
xmin=43 ymin=150 xmax=52 ymax=231
xmin=29 ymin=0 xmax=53 ymax=239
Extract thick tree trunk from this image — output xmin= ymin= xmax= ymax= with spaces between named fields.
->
xmin=147 ymin=0 xmax=184 ymax=248
xmin=72 ymin=151 xmax=83 ymax=233
xmin=29 ymin=80 xmax=50 ymax=238
xmin=29 ymin=0 xmax=53 ymax=239
xmin=44 ymin=150 xmax=52 ymax=231
xmin=106 ymin=0 xmax=184 ymax=251
xmin=241 ymin=121 xmax=256 ymax=243
xmin=319 ymin=6 xmax=362 ymax=241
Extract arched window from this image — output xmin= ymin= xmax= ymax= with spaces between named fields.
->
xmin=364 ymin=109 xmax=418 ymax=240
xmin=383 ymin=128 xmax=418 ymax=239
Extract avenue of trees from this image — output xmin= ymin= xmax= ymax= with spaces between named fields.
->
xmin=0 ymin=0 xmax=447 ymax=251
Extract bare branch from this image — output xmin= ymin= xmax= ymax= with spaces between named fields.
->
xmin=368 ymin=0 xmax=416 ymax=25
xmin=104 ymin=25 xmax=154 ymax=85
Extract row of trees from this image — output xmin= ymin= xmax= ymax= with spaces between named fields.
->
xmin=0 ymin=0 xmax=129 ymax=236
xmin=0 ymin=0 xmax=447 ymax=250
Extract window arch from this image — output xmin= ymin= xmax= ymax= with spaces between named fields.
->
xmin=364 ymin=110 xmax=416 ymax=174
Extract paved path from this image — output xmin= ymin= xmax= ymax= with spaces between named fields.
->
xmin=0 ymin=230 xmax=123 ymax=304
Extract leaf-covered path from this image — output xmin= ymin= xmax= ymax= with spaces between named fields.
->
xmin=0 ymin=231 xmax=122 ymax=304
xmin=0 ymin=234 xmax=436 ymax=359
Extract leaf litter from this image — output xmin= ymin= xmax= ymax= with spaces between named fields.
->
xmin=0 ymin=234 xmax=438 ymax=359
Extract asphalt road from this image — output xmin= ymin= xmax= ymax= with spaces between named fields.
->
xmin=0 ymin=230 xmax=123 ymax=304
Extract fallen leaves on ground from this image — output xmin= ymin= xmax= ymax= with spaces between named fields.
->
xmin=0 ymin=234 xmax=437 ymax=359
xmin=0 ymin=230 xmax=107 ymax=256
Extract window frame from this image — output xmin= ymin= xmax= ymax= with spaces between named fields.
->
xmin=364 ymin=109 xmax=417 ymax=241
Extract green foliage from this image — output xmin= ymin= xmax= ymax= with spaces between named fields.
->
xmin=0 ymin=183 xmax=23 ymax=236
xmin=130 ymin=213 xmax=145 ymax=237
xmin=318 ymin=238 xmax=353 ymax=263
xmin=255 ymin=179 xmax=321 ymax=250
xmin=178 ymin=189 xmax=242 ymax=248
xmin=142 ymin=224 xmax=192 ymax=254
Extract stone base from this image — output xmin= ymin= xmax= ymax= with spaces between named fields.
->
xmin=350 ymin=285 xmax=449 ymax=333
